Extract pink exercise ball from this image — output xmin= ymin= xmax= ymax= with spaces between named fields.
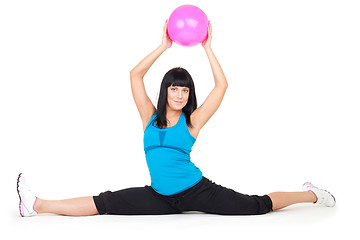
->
xmin=167 ymin=5 xmax=209 ymax=47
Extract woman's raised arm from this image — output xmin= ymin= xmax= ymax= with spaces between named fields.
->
xmin=190 ymin=21 xmax=228 ymax=137
xmin=130 ymin=20 xmax=172 ymax=130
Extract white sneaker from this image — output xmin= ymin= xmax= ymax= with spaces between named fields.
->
xmin=17 ymin=173 xmax=38 ymax=217
xmin=302 ymin=182 xmax=336 ymax=207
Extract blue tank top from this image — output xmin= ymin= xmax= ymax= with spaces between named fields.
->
xmin=143 ymin=112 xmax=203 ymax=195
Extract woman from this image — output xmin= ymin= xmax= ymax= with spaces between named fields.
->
xmin=17 ymin=20 xmax=335 ymax=217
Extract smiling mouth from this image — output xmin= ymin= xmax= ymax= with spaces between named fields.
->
xmin=174 ymin=101 xmax=183 ymax=104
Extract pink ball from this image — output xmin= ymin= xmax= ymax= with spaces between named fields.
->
xmin=167 ymin=5 xmax=209 ymax=47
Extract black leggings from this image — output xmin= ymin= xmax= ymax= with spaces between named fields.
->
xmin=93 ymin=177 xmax=273 ymax=215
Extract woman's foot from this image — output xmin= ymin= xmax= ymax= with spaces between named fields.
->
xmin=302 ymin=182 xmax=336 ymax=207
xmin=17 ymin=173 xmax=38 ymax=217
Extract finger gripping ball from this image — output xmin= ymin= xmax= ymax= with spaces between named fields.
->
xmin=167 ymin=5 xmax=208 ymax=47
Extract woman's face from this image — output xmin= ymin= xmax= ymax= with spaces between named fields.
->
xmin=166 ymin=85 xmax=189 ymax=111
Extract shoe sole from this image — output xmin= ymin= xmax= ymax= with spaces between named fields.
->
xmin=325 ymin=189 xmax=336 ymax=207
xmin=17 ymin=173 xmax=24 ymax=217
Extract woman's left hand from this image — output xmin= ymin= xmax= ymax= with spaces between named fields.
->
xmin=202 ymin=21 xmax=212 ymax=50
xmin=161 ymin=19 xmax=173 ymax=49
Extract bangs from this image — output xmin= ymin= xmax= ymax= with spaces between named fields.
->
xmin=170 ymin=78 xmax=191 ymax=88
xmin=166 ymin=68 xmax=192 ymax=88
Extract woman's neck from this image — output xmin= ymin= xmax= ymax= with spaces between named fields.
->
xmin=166 ymin=108 xmax=182 ymax=119
xmin=165 ymin=107 xmax=182 ymax=126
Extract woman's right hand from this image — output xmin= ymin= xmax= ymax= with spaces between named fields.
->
xmin=161 ymin=20 xmax=173 ymax=49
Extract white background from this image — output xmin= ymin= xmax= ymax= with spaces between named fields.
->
xmin=1 ymin=0 xmax=359 ymax=239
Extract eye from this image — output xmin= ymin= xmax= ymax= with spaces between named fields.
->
xmin=171 ymin=87 xmax=177 ymax=91
xmin=183 ymin=89 xmax=189 ymax=93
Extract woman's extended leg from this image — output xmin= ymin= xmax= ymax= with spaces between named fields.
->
xmin=34 ymin=197 xmax=98 ymax=216
xmin=17 ymin=173 xmax=98 ymax=217
xmin=268 ymin=191 xmax=316 ymax=210
xmin=268 ymin=182 xmax=336 ymax=210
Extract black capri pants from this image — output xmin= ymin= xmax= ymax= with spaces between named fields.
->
xmin=93 ymin=177 xmax=273 ymax=215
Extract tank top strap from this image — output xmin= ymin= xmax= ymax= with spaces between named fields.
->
xmin=179 ymin=112 xmax=187 ymax=127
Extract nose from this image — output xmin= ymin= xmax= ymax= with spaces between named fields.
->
xmin=177 ymin=90 xmax=183 ymax=99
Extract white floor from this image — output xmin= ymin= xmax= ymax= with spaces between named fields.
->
xmin=5 ymin=202 xmax=355 ymax=240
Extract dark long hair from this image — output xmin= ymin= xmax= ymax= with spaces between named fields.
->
xmin=156 ymin=67 xmax=197 ymax=128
